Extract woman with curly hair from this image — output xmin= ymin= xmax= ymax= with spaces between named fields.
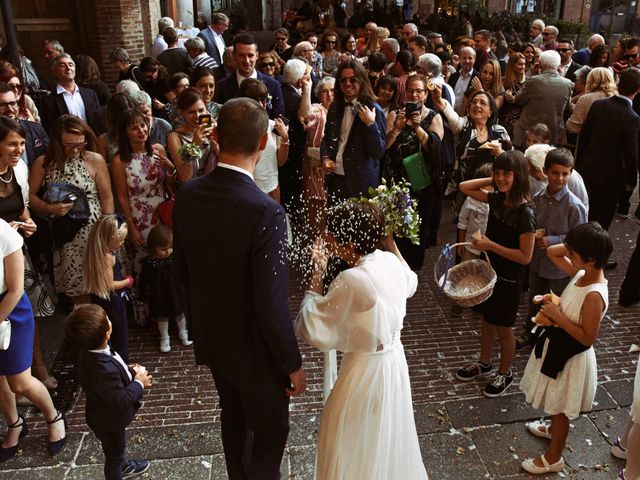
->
xmin=462 ymin=59 xmax=505 ymax=113
xmin=257 ymin=51 xmax=282 ymax=80
xmin=588 ymin=44 xmax=611 ymax=68
xmin=0 ymin=61 xmax=39 ymax=122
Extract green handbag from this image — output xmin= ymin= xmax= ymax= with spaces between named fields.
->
xmin=402 ymin=149 xmax=431 ymax=192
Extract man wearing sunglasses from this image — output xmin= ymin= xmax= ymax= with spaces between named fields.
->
xmin=321 ymin=60 xmax=386 ymax=200
xmin=624 ymin=39 xmax=640 ymax=69
xmin=557 ymin=39 xmax=581 ymax=83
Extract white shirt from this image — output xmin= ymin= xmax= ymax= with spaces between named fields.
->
xmin=210 ymin=27 xmax=226 ymax=61
xmin=335 ymin=101 xmax=357 ymax=176
xmin=0 ymin=220 xmax=23 ymax=295
xmin=88 ymin=346 xmax=147 ymax=389
xmin=453 ymin=70 xmax=474 ymax=115
xmin=151 ymin=35 xmax=168 ymax=58
xmin=217 ymin=162 xmax=254 ymax=180
xmin=253 ymin=119 xmax=280 ymax=193
xmin=457 ymin=197 xmax=489 ymax=255
xmin=559 ymin=61 xmax=571 ymax=78
xmin=236 ymin=68 xmax=258 ymax=87
xmin=56 ymin=83 xmax=87 ymax=121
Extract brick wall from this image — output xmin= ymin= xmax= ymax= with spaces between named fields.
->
xmin=563 ymin=0 xmax=591 ymax=22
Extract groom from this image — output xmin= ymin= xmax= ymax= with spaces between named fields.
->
xmin=173 ymin=98 xmax=306 ymax=479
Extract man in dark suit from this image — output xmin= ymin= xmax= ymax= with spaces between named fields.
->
xmin=40 ymin=53 xmax=106 ymax=135
xmin=215 ymin=33 xmax=284 ymax=119
xmin=69 ymin=304 xmax=152 ymax=479
xmin=557 ymin=39 xmax=581 ymax=83
xmin=321 ymin=59 xmax=386 ymax=200
xmin=197 ymin=12 xmax=229 ymax=66
xmin=173 ymin=98 xmax=306 ymax=480
xmin=576 ymin=68 xmax=640 ymax=235
xmin=473 ymin=30 xmax=498 ymax=72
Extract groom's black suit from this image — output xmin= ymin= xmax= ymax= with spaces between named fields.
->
xmin=173 ymin=165 xmax=302 ymax=479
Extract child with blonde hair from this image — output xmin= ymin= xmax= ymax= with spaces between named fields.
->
xmin=84 ymin=214 xmax=133 ymax=362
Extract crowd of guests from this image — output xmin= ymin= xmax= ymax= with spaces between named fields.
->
xmin=0 ymin=9 xmax=639 ymax=480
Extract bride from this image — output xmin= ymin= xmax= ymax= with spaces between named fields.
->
xmin=296 ymin=201 xmax=428 ymax=480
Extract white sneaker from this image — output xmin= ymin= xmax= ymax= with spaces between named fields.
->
xmin=160 ymin=337 xmax=171 ymax=353
xmin=179 ymin=332 xmax=193 ymax=347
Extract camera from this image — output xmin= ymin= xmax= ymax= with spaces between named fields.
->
xmin=404 ymin=101 xmax=421 ymax=116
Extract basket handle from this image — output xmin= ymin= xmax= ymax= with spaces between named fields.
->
xmin=450 ymin=242 xmax=492 ymax=266
xmin=434 ymin=242 xmax=493 ymax=289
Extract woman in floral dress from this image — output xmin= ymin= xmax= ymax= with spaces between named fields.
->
xmin=110 ymin=109 xmax=173 ymax=274
xmin=29 ymin=115 xmax=113 ymax=304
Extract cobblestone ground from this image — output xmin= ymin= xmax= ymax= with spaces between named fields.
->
xmin=1 ymin=197 xmax=639 ymax=480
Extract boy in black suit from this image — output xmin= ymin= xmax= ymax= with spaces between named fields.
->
xmin=66 ymin=304 xmax=152 ymax=479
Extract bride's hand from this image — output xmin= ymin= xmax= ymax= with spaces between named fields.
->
xmin=309 ymin=237 xmax=329 ymax=275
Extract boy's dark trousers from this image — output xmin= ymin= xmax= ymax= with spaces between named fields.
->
xmin=94 ymin=428 xmax=126 ymax=480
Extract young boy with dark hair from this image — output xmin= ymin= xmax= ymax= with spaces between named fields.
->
xmin=66 ymin=304 xmax=152 ymax=479
xmin=516 ymin=148 xmax=588 ymax=349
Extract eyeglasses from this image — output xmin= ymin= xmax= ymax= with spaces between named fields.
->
xmin=326 ymin=40 xmax=337 ymax=44
xmin=556 ymin=48 xmax=571 ymax=53
xmin=339 ymin=76 xmax=358 ymax=84
xmin=406 ymin=88 xmax=425 ymax=94
xmin=62 ymin=141 xmax=87 ymax=150
xmin=624 ymin=53 xmax=639 ymax=59
xmin=0 ymin=101 xmax=18 ymax=109
xmin=7 ymin=83 xmax=22 ymax=92
xmin=260 ymin=62 xmax=275 ymax=68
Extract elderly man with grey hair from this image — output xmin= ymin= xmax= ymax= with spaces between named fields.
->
xmin=418 ymin=53 xmax=455 ymax=103
xmin=572 ymin=34 xmax=605 ymax=65
xmin=130 ymin=90 xmax=172 ymax=148
xmin=529 ymin=18 xmax=545 ymax=47
xmin=514 ymin=50 xmax=573 ymax=148
xmin=401 ymin=22 xmax=418 ymax=42
xmin=185 ymin=37 xmax=218 ymax=70
xmin=540 ymin=25 xmax=559 ymax=51
xmin=152 ymin=17 xmax=175 ymax=57
xmin=380 ymin=38 xmax=401 ymax=75
xmin=279 ymin=58 xmax=308 ymax=208
xmin=198 ymin=12 xmax=229 ymax=66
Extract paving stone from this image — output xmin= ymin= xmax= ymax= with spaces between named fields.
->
xmin=0 ymin=432 xmax=82 ymax=470
xmin=419 ymin=431 xmax=487 ymax=480
xmin=0 ymin=465 xmax=67 ymax=480
xmin=445 ymin=393 xmax=541 ymax=429
xmin=67 ymin=455 xmax=213 ymax=479
xmin=288 ymin=413 xmax=320 ymax=446
xmin=288 ymin=445 xmax=316 ymax=480
xmin=414 ymin=402 xmax=453 ymax=434
xmin=211 ymin=453 xmax=229 ymax=479
xmin=563 ymin=416 xmax=621 ymax=471
xmin=75 ymin=423 xmax=222 ymax=465
xmin=588 ymin=407 xmax=632 ymax=453
xmin=602 ymin=380 xmax=634 ymax=407
xmin=470 ymin=422 xmax=550 ymax=478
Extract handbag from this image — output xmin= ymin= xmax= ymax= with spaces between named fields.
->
xmin=402 ymin=149 xmax=431 ymax=193
xmin=156 ymin=181 xmax=175 ymax=228
xmin=0 ymin=320 xmax=11 ymax=350
xmin=42 ymin=182 xmax=91 ymax=247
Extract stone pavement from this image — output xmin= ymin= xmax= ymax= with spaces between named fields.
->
xmin=1 ymin=197 xmax=639 ymax=480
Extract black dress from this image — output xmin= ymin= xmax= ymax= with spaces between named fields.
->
xmin=138 ymin=254 xmax=183 ymax=319
xmin=474 ymin=191 xmax=536 ymax=327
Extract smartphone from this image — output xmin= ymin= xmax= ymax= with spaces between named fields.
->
xmin=198 ymin=113 xmax=212 ymax=127
xmin=405 ymin=101 xmax=420 ymax=116
xmin=273 ymin=114 xmax=289 ymax=136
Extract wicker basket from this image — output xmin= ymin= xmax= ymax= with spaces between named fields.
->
xmin=435 ymin=242 xmax=497 ymax=308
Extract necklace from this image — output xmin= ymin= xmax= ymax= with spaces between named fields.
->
xmin=0 ymin=168 xmax=13 ymax=184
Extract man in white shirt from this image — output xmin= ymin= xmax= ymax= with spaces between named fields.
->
xmin=41 ymin=53 xmax=105 ymax=135
xmin=197 ymin=13 xmax=229 ymax=67
xmin=448 ymin=46 xmax=477 ymax=115
xmin=151 ymin=17 xmax=174 ymax=58
xmin=557 ymin=39 xmax=581 ymax=82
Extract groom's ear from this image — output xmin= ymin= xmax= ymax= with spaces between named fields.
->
xmin=257 ymin=131 xmax=269 ymax=152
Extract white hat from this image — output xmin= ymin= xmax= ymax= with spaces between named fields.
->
xmin=524 ymin=143 xmax=553 ymax=170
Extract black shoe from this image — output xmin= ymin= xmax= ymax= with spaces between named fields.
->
xmin=47 ymin=411 xmax=67 ymax=456
xmin=0 ymin=414 xmax=28 ymax=462
xmin=483 ymin=370 xmax=513 ymax=397
xmin=456 ymin=361 xmax=493 ymax=381
xmin=122 ymin=459 xmax=150 ymax=478
xmin=605 ymin=260 xmax=618 ymax=270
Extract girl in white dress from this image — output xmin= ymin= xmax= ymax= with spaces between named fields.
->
xmin=296 ymin=202 xmax=428 ymax=480
xmin=519 ymin=222 xmax=612 ymax=475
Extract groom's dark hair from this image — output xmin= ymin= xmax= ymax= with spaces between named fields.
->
xmin=217 ymin=98 xmax=268 ymax=155
xmin=327 ymin=201 xmax=385 ymax=255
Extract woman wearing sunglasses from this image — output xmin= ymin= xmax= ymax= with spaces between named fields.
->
xmin=257 ymin=52 xmax=282 ymax=81
xmin=321 ymin=32 xmax=341 ymax=76
xmin=0 ymin=62 xmax=39 ymax=123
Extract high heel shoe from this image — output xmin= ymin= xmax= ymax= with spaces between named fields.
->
xmin=0 ymin=414 xmax=29 ymax=462
xmin=32 ymin=366 xmax=58 ymax=390
xmin=47 ymin=410 xmax=67 ymax=456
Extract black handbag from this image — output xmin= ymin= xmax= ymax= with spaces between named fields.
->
xmin=42 ymin=182 xmax=91 ymax=247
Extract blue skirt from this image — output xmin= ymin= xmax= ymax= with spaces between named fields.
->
xmin=0 ymin=292 xmax=34 ymax=375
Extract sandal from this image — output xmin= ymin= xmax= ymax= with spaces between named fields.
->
xmin=0 ymin=414 xmax=29 ymax=462
xmin=526 ymin=420 xmax=552 ymax=439
xmin=47 ymin=410 xmax=67 ymax=456
xmin=32 ymin=366 xmax=58 ymax=390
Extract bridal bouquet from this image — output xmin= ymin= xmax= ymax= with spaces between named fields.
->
xmin=355 ymin=178 xmax=421 ymax=245
xmin=178 ymin=142 xmax=202 ymax=163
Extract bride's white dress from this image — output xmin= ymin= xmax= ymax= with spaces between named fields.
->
xmin=296 ymin=249 xmax=428 ymax=480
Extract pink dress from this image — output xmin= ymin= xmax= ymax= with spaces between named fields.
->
xmin=303 ymin=103 xmax=328 ymax=236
